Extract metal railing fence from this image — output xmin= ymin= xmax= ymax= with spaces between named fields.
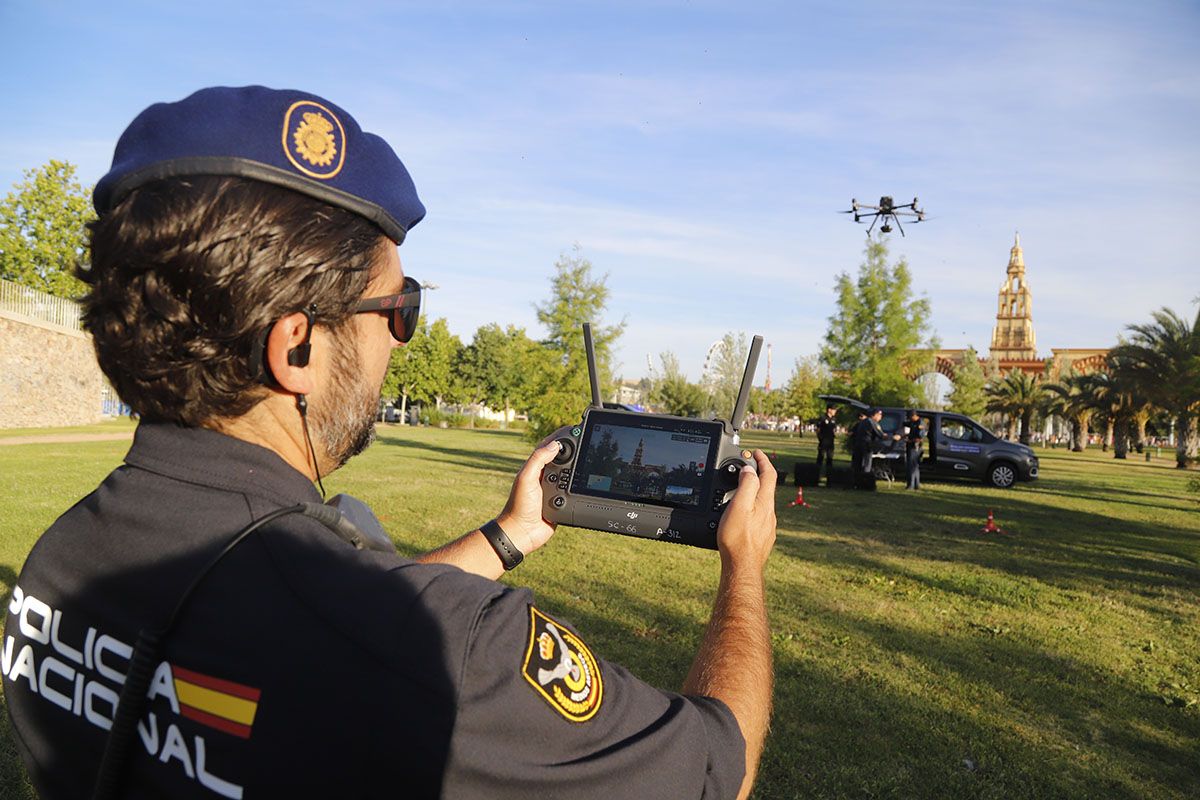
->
xmin=0 ymin=278 xmax=83 ymax=331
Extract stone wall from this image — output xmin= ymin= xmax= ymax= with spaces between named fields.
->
xmin=0 ymin=311 xmax=107 ymax=429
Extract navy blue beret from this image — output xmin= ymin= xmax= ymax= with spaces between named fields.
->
xmin=94 ymin=86 xmax=425 ymax=243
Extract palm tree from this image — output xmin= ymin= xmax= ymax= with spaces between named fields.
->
xmin=1109 ymin=307 xmax=1200 ymax=469
xmin=1043 ymin=371 xmax=1094 ymax=452
xmin=1081 ymin=369 xmax=1148 ymax=460
xmin=986 ymin=371 xmax=1045 ymax=445
xmin=985 ymin=379 xmax=1018 ymax=440
xmin=1081 ymin=372 xmax=1117 ymax=453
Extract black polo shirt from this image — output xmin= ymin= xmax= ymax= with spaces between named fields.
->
xmin=3 ymin=423 xmax=744 ymax=798
xmin=816 ymin=416 xmax=837 ymax=446
xmin=905 ymin=419 xmax=924 ymax=453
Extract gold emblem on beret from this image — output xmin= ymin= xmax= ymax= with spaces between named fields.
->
xmin=294 ymin=111 xmax=336 ymax=167
xmin=282 ymin=100 xmax=347 ymax=179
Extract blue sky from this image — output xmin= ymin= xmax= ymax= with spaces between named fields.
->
xmin=4 ymin=0 xmax=1198 ymax=385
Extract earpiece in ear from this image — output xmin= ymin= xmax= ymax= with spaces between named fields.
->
xmin=253 ymin=306 xmax=317 ymax=387
xmin=287 ymin=343 xmax=311 ymax=367
xmin=287 ymin=306 xmax=316 ymax=368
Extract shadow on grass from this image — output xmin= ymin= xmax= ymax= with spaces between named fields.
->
xmin=777 ymin=580 xmax=1199 ymax=798
xmin=532 ymin=570 xmax=1197 ymax=799
xmin=1021 ymin=483 xmax=1193 ymax=510
xmin=373 ymin=434 xmax=528 ymax=474
xmin=772 ymin=485 xmax=1199 ymax=595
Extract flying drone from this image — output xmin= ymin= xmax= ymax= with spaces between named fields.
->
xmin=841 ymin=196 xmax=926 ymax=236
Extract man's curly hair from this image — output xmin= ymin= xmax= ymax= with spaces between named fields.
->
xmin=81 ymin=176 xmax=389 ymax=426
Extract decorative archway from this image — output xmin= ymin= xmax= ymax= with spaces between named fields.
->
xmin=903 ymin=349 xmax=970 ymax=381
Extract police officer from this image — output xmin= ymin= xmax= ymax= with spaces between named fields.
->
xmin=904 ymin=410 xmax=924 ymax=490
xmin=851 ymin=408 xmax=899 ymax=489
xmin=3 ymin=87 xmax=775 ymax=799
xmin=815 ymin=405 xmax=838 ymax=484
xmin=849 ymin=410 xmax=872 ymax=488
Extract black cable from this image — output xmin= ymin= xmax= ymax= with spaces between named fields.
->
xmin=92 ymin=504 xmax=306 ymax=800
xmin=296 ymin=393 xmax=326 ymax=498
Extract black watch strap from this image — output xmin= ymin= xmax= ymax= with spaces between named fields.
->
xmin=481 ymin=519 xmax=524 ymax=570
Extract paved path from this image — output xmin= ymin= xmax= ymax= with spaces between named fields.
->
xmin=0 ymin=432 xmax=133 ymax=446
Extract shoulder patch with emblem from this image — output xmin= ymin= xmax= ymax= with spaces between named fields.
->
xmin=522 ymin=606 xmax=603 ymax=722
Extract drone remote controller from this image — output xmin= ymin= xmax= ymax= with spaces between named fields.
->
xmin=541 ymin=324 xmax=763 ymax=550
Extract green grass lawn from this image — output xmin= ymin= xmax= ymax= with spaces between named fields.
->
xmin=0 ymin=417 xmax=135 ymax=439
xmin=1 ymin=425 xmax=1197 ymax=798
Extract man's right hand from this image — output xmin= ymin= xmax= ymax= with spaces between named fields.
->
xmin=685 ymin=448 xmax=777 ymax=800
xmin=716 ymin=449 xmax=777 ymax=569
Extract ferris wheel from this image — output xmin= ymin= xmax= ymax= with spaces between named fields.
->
xmin=700 ymin=340 xmax=726 ymax=386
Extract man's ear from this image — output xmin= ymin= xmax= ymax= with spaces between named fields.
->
xmin=265 ymin=310 xmax=317 ymax=394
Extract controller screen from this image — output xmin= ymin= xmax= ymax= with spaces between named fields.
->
xmin=574 ymin=421 xmax=716 ymax=508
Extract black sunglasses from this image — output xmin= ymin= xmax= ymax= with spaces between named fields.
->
xmin=355 ymin=276 xmax=423 ymax=343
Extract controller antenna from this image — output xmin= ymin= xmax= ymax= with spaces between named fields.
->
xmin=729 ymin=335 xmax=763 ymax=432
xmin=583 ymin=323 xmax=603 ymax=409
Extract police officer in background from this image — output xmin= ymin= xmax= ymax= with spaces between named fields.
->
xmin=904 ymin=410 xmax=924 ymax=490
xmin=851 ymin=408 xmax=900 ymax=489
xmin=849 ymin=409 xmax=872 ymax=488
xmin=815 ymin=405 xmax=838 ymax=484
xmin=3 ymin=87 xmax=776 ymax=800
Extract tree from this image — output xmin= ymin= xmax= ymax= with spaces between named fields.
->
xmin=820 ymin=238 xmax=934 ymax=407
xmin=381 ymin=317 xmax=463 ymax=420
xmin=1109 ymin=307 xmax=1200 ymax=469
xmin=781 ymin=356 xmax=826 ymax=422
xmin=649 ymin=351 xmax=708 ymax=416
xmin=535 ymin=245 xmax=624 ymax=358
xmin=458 ymin=323 xmax=537 ymax=428
xmin=527 ymin=246 xmax=624 ymax=440
xmin=1083 ymin=367 xmax=1151 ymax=460
xmin=749 ymin=387 xmax=788 ymax=419
xmin=1042 ymin=371 xmax=1094 ymax=452
xmin=946 ymin=347 xmax=987 ymax=419
xmin=0 ymin=160 xmax=94 ymax=297
xmin=412 ymin=318 xmax=463 ymax=409
xmin=706 ymin=332 xmax=750 ymax=417
xmin=1080 ymin=371 xmax=1130 ymax=456
xmin=382 ymin=319 xmax=428 ymax=423
xmin=985 ymin=371 xmax=1045 ymax=444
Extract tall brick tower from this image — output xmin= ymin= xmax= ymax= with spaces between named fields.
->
xmin=989 ymin=233 xmax=1038 ymax=362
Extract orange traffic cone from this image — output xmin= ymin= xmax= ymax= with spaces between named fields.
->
xmin=980 ymin=509 xmax=1005 ymax=534
xmin=789 ymin=486 xmax=811 ymax=508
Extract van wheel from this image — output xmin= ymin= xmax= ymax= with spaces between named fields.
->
xmin=987 ymin=462 xmax=1016 ymax=488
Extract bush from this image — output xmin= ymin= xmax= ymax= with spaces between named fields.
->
xmin=420 ymin=409 xmax=466 ymax=428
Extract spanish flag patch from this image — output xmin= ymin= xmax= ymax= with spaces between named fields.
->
xmin=521 ymin=606 xmax=603 ymax=723
xmin=172 ymin=666 xmax=261 ymax=739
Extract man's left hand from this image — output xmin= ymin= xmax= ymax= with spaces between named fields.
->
xmin=496 ymin=433 xmax=568 ymax=555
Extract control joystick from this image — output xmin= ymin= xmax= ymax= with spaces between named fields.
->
xmin=714 ymin=450 xmax=756 ymax=504
xmin=551 ymin=438 xmax=575 ymax=465
xmin=716 ymin=458 xmax=745 ymax=485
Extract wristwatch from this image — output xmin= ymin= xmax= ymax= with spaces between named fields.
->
xmin=481 ymin=518 xmax=524 ymax=570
